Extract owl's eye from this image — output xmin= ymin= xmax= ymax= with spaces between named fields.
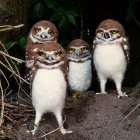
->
xmin=37 ymin=51 xmax=45 ymax=56
xmin=110 ymin=30 xmax=118 ymax=34
xmin=69 ymin=48 xmax=75 ymax=52
xmin=48 ymin=30 xmax=53 ymax=35
xmin=54 ymin=51 xmax=62 ymax=56
xmin=81 ymin=46 xmax=87 ymax=51
xmin=97 ymin=30 xmax=104 ymax=34
xmin=35 ymin=27 xmax=41 ymax=33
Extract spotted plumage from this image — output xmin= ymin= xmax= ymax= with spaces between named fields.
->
xmin=93 ymin=19 xmax=130 ymax=98
xmin=67 ymin=39 xmax=92 ymax=93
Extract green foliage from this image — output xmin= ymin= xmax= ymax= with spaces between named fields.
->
xmin=32 ymin=2 xmax=44 ymax=19
xmin=30 ymin=0 xmax=79 ymax=45
xmin=0 ymin=42 xmax=16 ymax=51
xmin=50 ymin=8 xmax=78 ymax=30
xmin=19 ymin=37 xmax=28 ymax=50
xmin=1 ymin=36 xmax=27 ymax=76
xmin=127 ymin=0 xmax=140 ymax=26
xmin=0 ymin=41 xmax=25 ymax=92
xmin=43 ymin=0 xmax=57 ymax=10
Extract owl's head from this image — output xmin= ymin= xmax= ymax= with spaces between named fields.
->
xmin=29 ymin=42 xmax=66 ymax=69
xmin=67 ymin=39 xmax=92 ymax=62
xmin=95 ymin=19 xmax=126 ymax=43
xmin=29 ymin=20 xmax=58 ymax=43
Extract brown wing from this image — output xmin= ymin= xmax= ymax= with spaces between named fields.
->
xmin=25 ymin=42 xmax=37 ymax=68
xmin=60 ymin=57 xmax=69 ymax=82
xmin=92 ymin=37 xmax=97 ymax=55
xmin=121 ymin=37 xmax=130 ymax=64
xmin=24 ymin=66 xmax=38 ymax=86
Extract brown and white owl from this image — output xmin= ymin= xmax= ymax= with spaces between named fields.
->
xmin=67 ymin=39 xmax=92 ymax=93
xmin=93 ymin=19 xmax=130 ymax=98
xmin=25 ymin=20 xmax=59 ymax=68
xmin=26 ymin=42 xmax=72 ymax=135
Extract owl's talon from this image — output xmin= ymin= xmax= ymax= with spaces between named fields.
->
xmin=26 ymin=130 xmax=36 ymax=135
xmin=117 ymin=92 xmax=128 ymax=98
xmin=60 ymin=129 xmax=73 ymax=135
xmin=96 ymin=92 xmax=107 ymax=95
xmin=26 ymin=130 xmax=30 ymax=133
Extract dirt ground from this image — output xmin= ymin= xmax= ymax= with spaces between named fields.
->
xmin=1 ymin=89 xmax=140 ymax=140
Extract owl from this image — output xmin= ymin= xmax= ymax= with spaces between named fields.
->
xmin=67 ymin=39 xmax=92 ymax=94
xmin=93 ymin=19 xmax=130 ymax=98
xmin=25 ymin=20 xmax=59 ymax=68
xmin=28 ymin=20 xmax=58 ymax=44
xmin=26 ymin=42 xmax=72 ymax=135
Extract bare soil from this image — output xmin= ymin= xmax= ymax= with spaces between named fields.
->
xmin=1 ymin=90 xmax=140 ymax=140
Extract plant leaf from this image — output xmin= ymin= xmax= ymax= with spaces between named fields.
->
xmin=1 ymin=42 xmax=17 ymax=51
xmin=50 ymin=12 xmax=63 ymax=22
xmin=65 ymin=13 xmax=77 ymax=26
xmin=19 ymin=37 xmax=27 ymax=49
xmin=66 ymin=10 xmax=78 ymax=17
xmin=43 ymin=0 xmax=57 ymax=10
xmin=59 ymin=16 xmax=67 ymax=31
xmin=33 ymin=2 xmax=44 ymax=19
xmin=50 ymin=7 xmax=65 ymax=22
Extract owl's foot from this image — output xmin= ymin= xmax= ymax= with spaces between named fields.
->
xmin=26 ymin=130 xmax=30 ymax=133
xmin=60 ymin=128 xmax=73 ymax=135
xmin=117 ymin=92 xmax=128 ymax=98
xmin=26 ymin=129 xmax=36 ymax=135
xmin=96 ymin=92 xmax=107 ymax=95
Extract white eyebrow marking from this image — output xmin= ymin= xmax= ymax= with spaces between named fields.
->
xmin=70 ymin=46 xmax=86 ymax=49
xmin=99 ymin=28 xmax=118 ymax=32
xmin=46 ymin=27 xmax=50 ymax=32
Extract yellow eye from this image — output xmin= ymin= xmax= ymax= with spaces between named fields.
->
xmin=110 ymin=30 xmax=118 ymax=34
xmin=37 ymin=51 xmax=45 ymax=56
xmin=69 ymin=48 xmax=75 ymax=52
xmin=81 ymin=47 xmax=87 ymax=51
xmin=35 ymin=27 xmax=41 ymax=33
xmin=48 ymin=30 xmax=53 ymax=35
xmin=54 ymin=51 xmax=62 ymax=56
xmin=97 ymin=30 xmax=104 ymax=34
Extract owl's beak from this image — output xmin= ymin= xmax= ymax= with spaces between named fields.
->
xmin=104 ymin=32 xmax=110 ymax=39
xmin=46 ymin=54 xmax=53 ymax=60
xmin=41 ymin=32 xmax=48 ymax=39
xmin=76 ymin=50 xmax=82 ymax=56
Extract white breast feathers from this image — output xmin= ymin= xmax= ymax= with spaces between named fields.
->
xmin=68 ymin=60 xmax=92 ymax=92
xmin=93 ymin=44 xmax=127 ymax=78
xmin=32 ymin=69 xmax=66 ymax=114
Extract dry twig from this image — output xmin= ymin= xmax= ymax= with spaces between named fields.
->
xmin=0 ymin=80 xmax=5 ymax=127
xmin=39 ymin=115 xmax=67 ymax=139
xmin=121 ymin=103 xmax=140 ymax=122
xmin=0 ymin=61 xmax=29 ymax=84
xmin=0 ymin=51 xmax=24 ymax=63
xmin=0 ymin=69 xmax=9 ymax=90
xmin=0 ymin=24 xmax=33 ymax=138
xmin=4 ymin=102 xmax=18 ymax=109
xmin=0 ymin=24 xmax=24 ymax=32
